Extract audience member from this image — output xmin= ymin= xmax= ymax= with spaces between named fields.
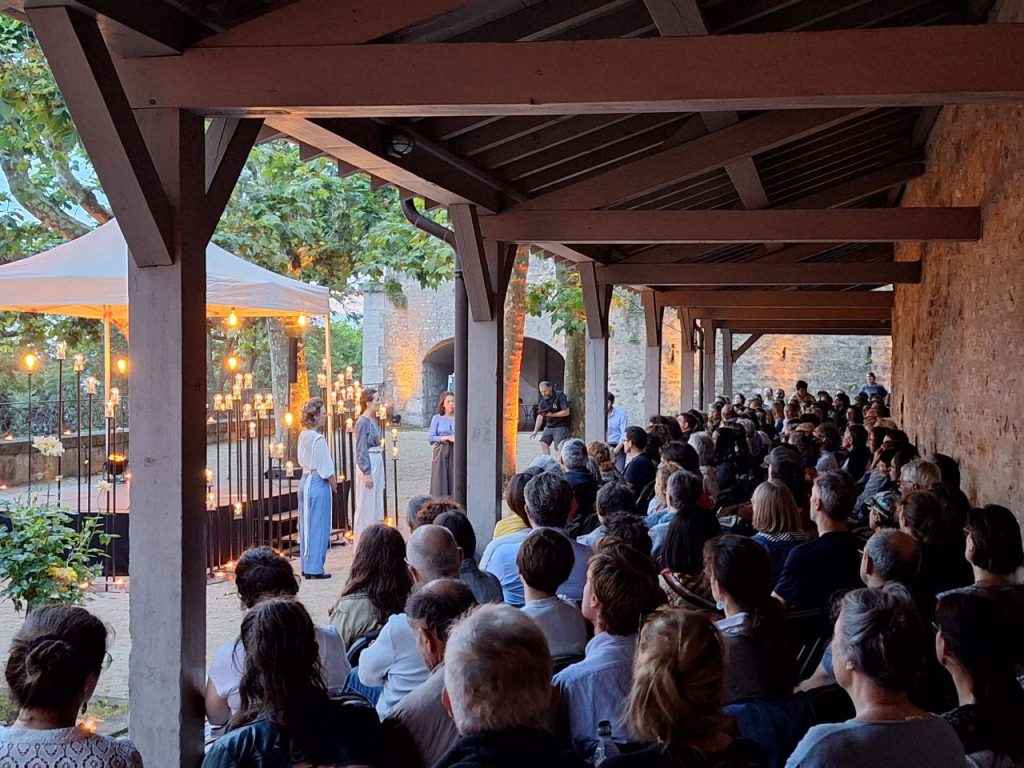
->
xmin=382 ymin=579 xmax=477 ymax=768
xmin=484 ymin=472 xmax=591 ymax=606
xmin=436 ymin=604 xmax=587 ymax=768
xmin=786 ymin=587 xmax=966 ymax=768
xmin=434 ymin=510 xmax=503 ymax=604
xmin=203 ymin=598 xmax=381 ymax=768
xmin=656 ymin=471 xmax=722 ymax=604
xmin=588 ymin=440 xmax=622 ymax=484
xmin=951 ymin=505 xmax=1024 ymax=595
xmin=773 ymin=471 xmax=862 ymax=612
xmin=554 ymin=542 xmax=665 ymax=758
xmin=645 ymin=462 xmax=686 ymax=525
xmin=406 ymin=494 xmax=433 ymax=531
xmin=492 ymin=472 xmax=532 ymax=539
xmin=750 ymin=479 xmax=809 ymax=578
xmin=623 ymin=426 xmax=657 ymax=492
xmin=329 ymin=524 xmax=412 ymax=647
xmin=935 ymin=591 xmax=1024 ymax=768
xmin=518 ymin=529 xmax=588 ymax=661
xmin=687 ymin=431 xmax=721 ymax=503
xmin=866 ymin=489 xmax=901 ymax=530
xmin=841 ymin=424 xmax=872 ymax=480
xmin=358 ymin=525 xmax=461 ymax=717
xmin=416 ymin=496 xmax=464 ymax=530
xmin=604 ymin=517 xmax=654 ymax=557
xmin=208 ymin=547 xmax=349 ymax=727
xmin=603 ymin=608 xmax=766 ymax=768
xmin=0 ymin=606 xmax=142 ymax=768
xmin=705 ymin=535 xmax=795 ymax=702
xmin=576 ymin=481 xmax=635 ymax=548
xmin=899 ymin=459 xmax=942 ymax=495
xmin=860 ymin=529 xmax=921 ymax=589
xmin=561 ymin=438 xmax=599 ymax=526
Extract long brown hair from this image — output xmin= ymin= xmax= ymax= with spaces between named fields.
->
xmin=436 ymin=390 xmax=454 ymax=416
xmin=232 ymin=598 xmax=328 ymax=758
xmin=340 ymin=524 xmax=412 ymax=623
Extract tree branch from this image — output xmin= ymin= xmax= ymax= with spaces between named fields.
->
xmin=0 ymin=148 xmax=90 ymax=240
xmin=52 ymin=154 xmax=111 ymax=225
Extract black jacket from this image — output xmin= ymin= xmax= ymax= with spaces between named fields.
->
xmin=433 ymin=727 xmax=588 ymax=768
xmin=202 ymin=695 xmax=382 ymax=768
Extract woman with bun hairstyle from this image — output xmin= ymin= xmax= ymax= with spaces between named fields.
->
xmin=0 ymin=605 xmax=142 ymax=767
xmin=297 ymin=397 xmax=337 ymax=579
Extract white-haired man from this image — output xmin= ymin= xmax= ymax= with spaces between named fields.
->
xmin=435 ymin=604 xmax=587 ymax=768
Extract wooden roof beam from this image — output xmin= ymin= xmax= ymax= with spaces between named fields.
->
xmin=600 ymin=261 xmax=920 ymax=286
xmin=656 ymin=289 xmax=894 ymax=310
xmin=118 ymin=25 xmax=1024 ymax=116
xmin=480 ymin=208 xmax=980 ymax=244
xmin=699 ymin=307 xmax=892 ymax=321
xmin=721 ymin=320 xmax=892 ymax=334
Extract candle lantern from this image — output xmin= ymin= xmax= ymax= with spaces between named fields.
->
xmin=214 ymin=394 xmax=224 ymax=411
xmin=232 ymin=384 xmax=242 ymax=399
xmin=345 ymin=418 xmax=354 ymax=433
xmin=104 ymin=400 xmax=115 ymax=419
xmin=86 ymin=376 xmax=97 ymax=395
xmin=73 ymin=354 xmax=85 ymax=373
xmin=109 ymin=387 xmax=120 ymax=406
xmin=55 ymin=341 xmax=67 ymax=360
xmin=243 ymin=373 xmax=254 ymax=390
xmin=317 ymin=373 xmax=327 ymax=389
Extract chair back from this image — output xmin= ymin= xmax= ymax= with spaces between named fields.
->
xmin=346 ymin=626 xmax=382 ymax=667
xmin=785 ymin=609 xmax=831 ymax=681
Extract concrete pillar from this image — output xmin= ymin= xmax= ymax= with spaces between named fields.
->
xmin=722 ymin=328 xmax=734 ymax=399
xmin=701 ymin=319 xmax=717 ymax=408
xmin=585 ymin=335 xmax=609 ymax=443
xmin=128 ymin=109 xmax=207 ymax=766
xmin=644 ymin=344 xmax=662 ymax=419
xmin=465 ymin=314 xmax=503 ymax=552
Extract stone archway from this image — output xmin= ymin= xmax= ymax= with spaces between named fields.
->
xmin=420 ymin=336 xmax=565 ymax=429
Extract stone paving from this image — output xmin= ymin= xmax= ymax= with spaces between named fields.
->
xmin=0 ymin=429 xmax=544 ymax=700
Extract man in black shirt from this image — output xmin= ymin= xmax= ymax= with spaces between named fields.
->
xmin=622 ymin=426 xmax=657 ymax=493
xmin=531 ymin=380 xmax=571 ymax=456
xmin=773 ymin=470 xmax=863 ymax=613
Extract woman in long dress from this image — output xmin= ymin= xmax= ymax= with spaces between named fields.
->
xmin=353 ymin=388 xmax=384 ymax=541
xmin=428 ymin=391 xmax=455 ymax=497
xmin=297 ymin=397 xmax=336 ymax=579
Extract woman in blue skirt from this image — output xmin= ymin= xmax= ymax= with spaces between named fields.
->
xmin=297 ymin=397 xmax=336 ymax=579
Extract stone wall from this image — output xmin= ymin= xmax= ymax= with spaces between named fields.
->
xmin=891 ymin=0 xmax=1024 ymax=516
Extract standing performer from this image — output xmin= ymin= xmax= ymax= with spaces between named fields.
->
xmin=354 ymin=388 xmax=385 ymax=540
xmin=428 ymin=391 xmax=455 ymax=497
xmin=297 ymin=397 xmax=336 ymax=579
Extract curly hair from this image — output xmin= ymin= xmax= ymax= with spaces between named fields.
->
xmin=300 ymin=397 xmax=324 ymax=428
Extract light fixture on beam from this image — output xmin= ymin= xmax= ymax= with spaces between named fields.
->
xmin=384 ymin=131 xmax=415 ymax=159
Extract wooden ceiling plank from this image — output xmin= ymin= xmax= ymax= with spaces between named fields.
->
xmin=702 ymin=306 xmax=892 ymax=320
xmin=600 ymin=261 xmax=920 ymax=285
xmin=117 ymin=26 xmax=1024 ymax=116
xmin=656 ymin=289 xmax=895 ymax=309
xmin=480 ymin=208 xmax=980 ymax=244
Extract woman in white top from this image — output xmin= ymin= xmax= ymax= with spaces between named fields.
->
xmin=0 ymin=605 xmax=142 ymax=767
xmin=297 ymin=397 xmax=336 ymax=579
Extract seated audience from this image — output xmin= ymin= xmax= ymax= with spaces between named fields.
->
xmin=491 ymin=472 xmax=532 ymax=540
xmin=416 ymin=496 xmax=464 ymax=530
xmin=929 ymin=453 xmax=972 ymax=526
xmin=860 ymin=529 xmax=921 ymax=589
xmin=406 ymin=494 xmax=433 ymax=531
xmin=623 ymin=426 xmax=658 ymax=493
xmin=588 ymin=440 xmax=622 ymax=484
xmin=329 ymin=524 xmax=412 ymax=647
xmin=484 ymin=472 xmax=591 ymax=606
xmin=866 ymin=489 xmax=901 ymax=530
xmin=434 ymin=510 xmax=503 ymax=604
xmin=898 ymin=459 xmax=942 ymax=495
xmin=358 ymin=525 xmax=461 ymax=717
xmin=813 ymin=423 xmax=840 ymax=473
xmin=561 ymin=438 xmax=599 ymax=525
xmin=603 ymin=608 xmax=766 ymax=768
xmin=657 ymin=471 xmax=722 ymax=605
xmin=203 ymin=598 xmax=381 ymax=767
xmin=518 ymin=529 xmax=588 ymax=661
xmin=0 ymin=606 xmax=143 ymax=768
xmin=750 ymin=480 xmax=809 ymax=578
xmin=841 ymin=424 xmax=872 ymax=481
xmin=705 ymin=535 xmax=795 ymax=703
xmin=935 ymin=591 xmax=1024 ymax=768
xmin=208 ymin=547 xmax=349 ymax=727
xmin=786 ymin=587 xmax=966 ymax=768
xmin=554 ymin=542 xmax=665 ymax=758
xmin=604 ymin=516 xmax=654 ymax=557
xmin=645 ymin=462 xmax=686 ymax=525
xmin=577 ymin=482 xmax=636 ymax=548
xmin=481 ymin=476 xmax=538 ymax=602
xmin=688 ymin=431 xmax=721 ymax=504
xmin=773 ymin=471 xmax=862 ymax=613
xmin=436 ymin=604 xmax=587 ymax=768
xmin=382 ymin=579 xmax=477 ymax=768
xmin=898 ymin=490 xmax=973 ymax=619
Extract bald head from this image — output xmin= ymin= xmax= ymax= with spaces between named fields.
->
xmin=861 ymin=528 xmax=921 ymax=588
xmin=407 ymin=524 xmax=462 ymax=583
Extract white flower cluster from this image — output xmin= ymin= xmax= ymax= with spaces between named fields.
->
xmin=96 ymin=479 xmax=112 ymax=494
xmin=32 ymin=435 xmax=65 ymax=457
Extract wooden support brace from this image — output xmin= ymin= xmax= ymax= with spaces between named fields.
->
xmin=579 ymin=262 xmax=612 ymax=339
xmin=29 ymin=5 xmax=174 ymax=265
xmin=641 ymin=289 xmax=664 ymax=347
xmin=732 ymin=333 xmax=763 ymax=364
xmin=203 ymin=117 xmax=263 ymax=241
xmin=450 ymin=204 xmax=495 ymax=322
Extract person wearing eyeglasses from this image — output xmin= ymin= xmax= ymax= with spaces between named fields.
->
xmin=0 ymin=606 xmax=142 ymax=768
xmin=937 ymin=505 xmax=1024 ymax=600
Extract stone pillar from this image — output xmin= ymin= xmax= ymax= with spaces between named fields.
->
xmin=721 ymin=328 xmax=734 ymax=399
xmin=585 ymin=335 xmax=609 ymax=443
xmin=644 ymin=345 xmax=661 ymax=419
xmin=465 ymin=313 xmax=502 ymax=552
xmin=679 ymin=308 xmax=695 ymax=412
xmin=701 ymin=319 xmax=717 ymax=408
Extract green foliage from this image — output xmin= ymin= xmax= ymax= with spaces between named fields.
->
xmin=525 ymin=257 xmax=586 ymax=335
xmin=0 ymin=497 xmax=112 ymax=613
xmin=301 ymin=318 xmax=363 ymax=381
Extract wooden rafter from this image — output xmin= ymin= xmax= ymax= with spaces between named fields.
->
xmin=641 ymin=289 xmax=664 ymax=346
xmin=601 ymin=261 xmax=920 ymax=286
xmin=579 ymin=262 xmax=613 ymax=338
xmin=479 ymin=208 xmax=980 ymax=245
xmin=721 ymin=319 xmax=892 ymax=332
xmin=116 ymin=25 xmax=1024 ymax=116
xmin=656 ymin=289 xmax=894 ymax=310
xmin=700 ymin=307 xmax=892 ymax=321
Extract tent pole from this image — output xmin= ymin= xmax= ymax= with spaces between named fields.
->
xmin=324 ymin=310 xmax=334 ymax=464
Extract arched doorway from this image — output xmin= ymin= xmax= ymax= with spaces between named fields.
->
xmin=420 ymin=336 xmax=565 ymax=427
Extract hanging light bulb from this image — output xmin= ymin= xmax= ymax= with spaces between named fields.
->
xmin=227 ymin=356 xmax=239 ymax=372
xmin=227 ymin=309 xmax=239 ymax=327
xmin=23 ymin=352 xmax=37 ymax=372
xmin=297 ymin=313 xmax=307 ymax=327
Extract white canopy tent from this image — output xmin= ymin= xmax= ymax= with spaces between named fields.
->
xmin=0 ymin=218 xmax=332 ymax=403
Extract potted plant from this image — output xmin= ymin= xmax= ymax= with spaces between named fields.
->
xmin=0 ymin=497 xmax=112 ymax=613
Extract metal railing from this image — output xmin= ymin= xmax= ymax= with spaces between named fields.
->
xmin=0 ymin=399 xmax=129 ymax=440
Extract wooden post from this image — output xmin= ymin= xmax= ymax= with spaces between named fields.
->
xmin=579 ymin=263 xmax=612 ymax=444
xmin=128 ymin=108 xmax=208 ymax=767
xmin=721 ymin=327 xmax=733 ymax=399
xmin=641 ymin=290 xmax=663 ymax=419
xmin=678 ymin=308 xmax=695 ymax=412
xmin=701 ymin=318 xmax=717 ymax=408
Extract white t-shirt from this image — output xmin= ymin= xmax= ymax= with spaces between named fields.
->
xmin=208 ymin=623 xmax=350 ymax=714
xmin=521 ymin=596 xmax=587 ymax=659
xmin=297 ymin=429 xmax=335 ymax=478
xmin=0 ymin=725 xmax=143 ymax=768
